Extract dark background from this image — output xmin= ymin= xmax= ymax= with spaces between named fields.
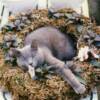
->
xmin=88 ymin=0 xmax=100 ymax=25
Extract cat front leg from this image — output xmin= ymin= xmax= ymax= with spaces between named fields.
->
xmin=28 ymin=65 xmax=36 ymax=80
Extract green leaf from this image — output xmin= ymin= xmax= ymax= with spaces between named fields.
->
xmin=90 ymin=60 xmax=100 ymax=68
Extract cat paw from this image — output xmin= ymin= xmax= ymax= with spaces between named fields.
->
xmin=74 ymin=84 xmax=86 ymax=94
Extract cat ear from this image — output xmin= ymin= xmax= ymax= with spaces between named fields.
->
xmin=10 ymin=48 xmax=21 ymax=57
xmin=31 ymin=40 xmax=38 ymax=51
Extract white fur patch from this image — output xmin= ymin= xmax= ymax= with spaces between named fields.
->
xmin=28 ymin=65 xmax=35 ymax=79
xmin=78 ymin=46 xmax=90 ymax=61
xmin=78 ymin=46 xmax=99 ymax=61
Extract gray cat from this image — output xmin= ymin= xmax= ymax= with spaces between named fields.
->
xmin=10 ymin=27 xmax=86 ymax=94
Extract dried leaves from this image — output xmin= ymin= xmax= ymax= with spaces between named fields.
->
xmin=0 ymin=8 xmax=99 ymax=100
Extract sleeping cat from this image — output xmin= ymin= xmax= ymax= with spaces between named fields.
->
xmin=10 ymin=27 xmax=86 ymax=94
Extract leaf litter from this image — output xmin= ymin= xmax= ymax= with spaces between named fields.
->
xmin=0 ymin=8 xmax=99 ymax=100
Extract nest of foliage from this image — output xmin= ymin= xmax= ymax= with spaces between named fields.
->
xmin=0 ymin=9 xmax=100 ymax=100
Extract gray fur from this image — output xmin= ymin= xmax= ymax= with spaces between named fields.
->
xmin=10 ymin=27 xmax=86 ymax=94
